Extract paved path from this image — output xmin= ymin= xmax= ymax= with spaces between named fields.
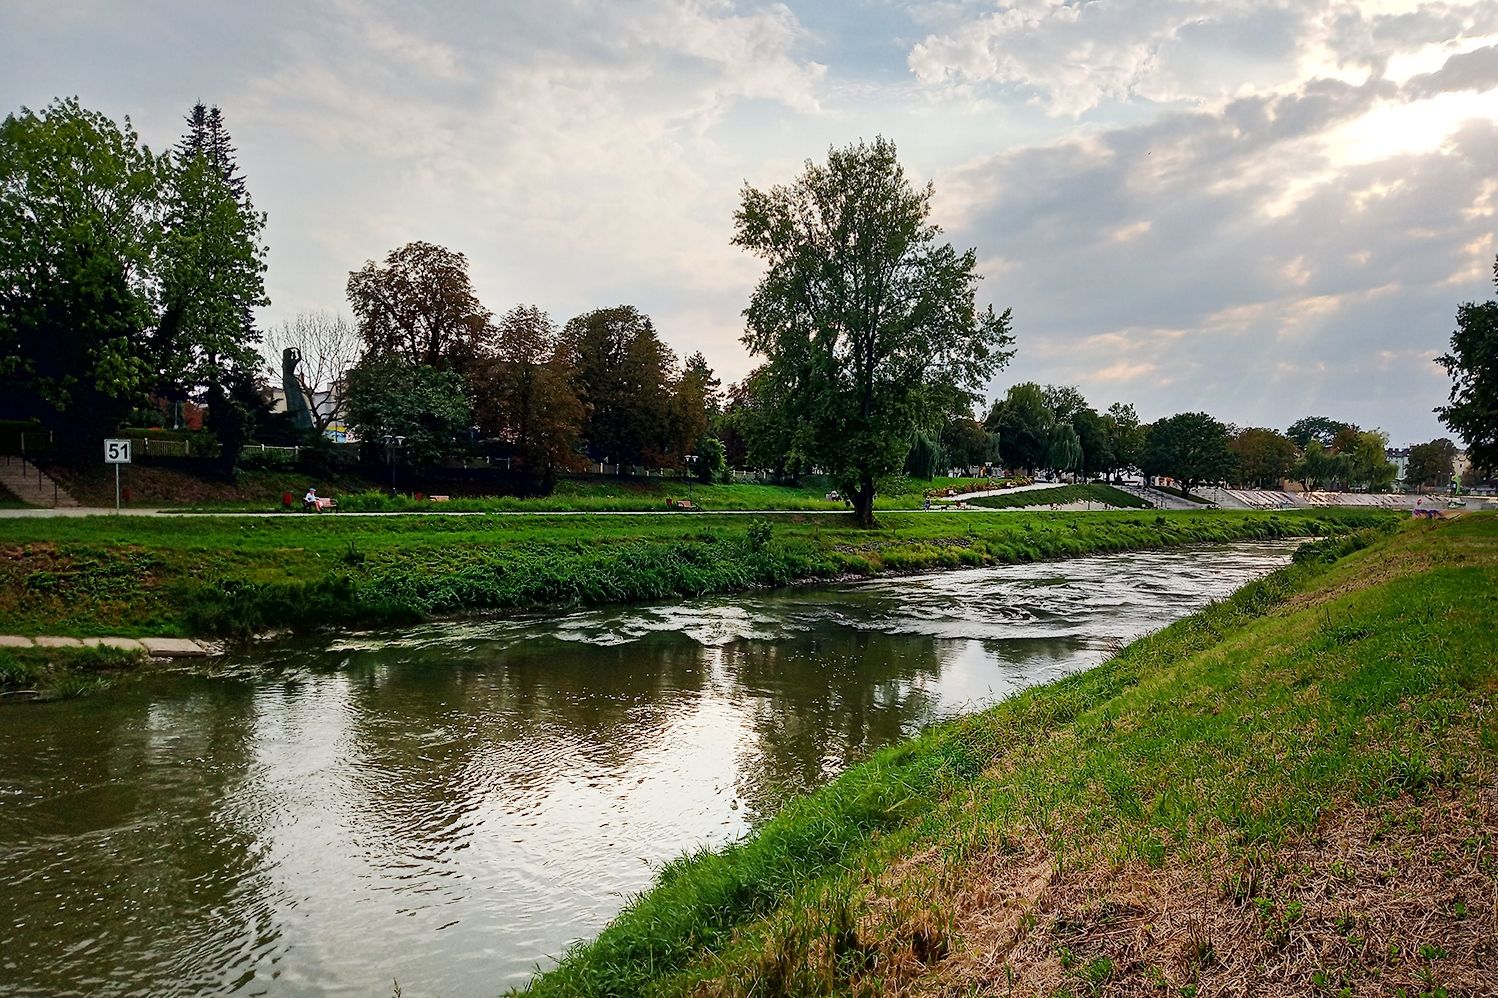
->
xmin=0 ymin=634 xmax=215 ymax=656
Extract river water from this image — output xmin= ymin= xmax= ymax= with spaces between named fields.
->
xmin=0 ymin=541 xmax=1295 ymax=997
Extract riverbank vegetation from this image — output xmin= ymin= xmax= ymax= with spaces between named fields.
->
xmin=0 ymin=643 xmax=147 ymax=701
xmin=520 ymin=514 xmax=1495 ymax=997
xmin=0 ymin=508 xmax=1391 ymax=640
xmin=965 ymin=484 xmax=1148 ymax=510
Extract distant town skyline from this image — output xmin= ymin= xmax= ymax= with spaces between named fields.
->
xmin=4 ymin=0 xmax=1496 ymax=442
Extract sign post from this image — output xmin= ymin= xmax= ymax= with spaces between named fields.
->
xmin=104 ymin=439 xmax=131 ymax=512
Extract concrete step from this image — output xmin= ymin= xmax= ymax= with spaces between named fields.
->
xmin=0 ymin=455 xmax=80 ymax=507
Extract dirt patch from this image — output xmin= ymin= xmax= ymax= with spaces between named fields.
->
xmin=911 ymin=786 xmax=1495 ymax=997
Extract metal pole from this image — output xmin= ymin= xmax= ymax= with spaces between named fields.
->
xmin=115 ymin=463 xmax=121 ymax=513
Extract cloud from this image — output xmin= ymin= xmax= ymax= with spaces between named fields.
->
xmin=1404 ymin=42 xmax=1498 ymax=94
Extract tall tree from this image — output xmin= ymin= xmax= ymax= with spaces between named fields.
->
xmin=346 ymin=241 xmax=493 ymax=376
xmin=0 ymin=98 xmax=165 ymax=458
xmin=1070 ymin=407 xmax=1112 ymax=479
xmin=1292 ymin=439 xmax=1335 ymax=491
xmin=986 ymin=383 xmax=1051 ymax=474
xmin=670 ymin=351 xmax=720 ymax=468
xmin=473 ymin=305 xmax=584 ymax=492
xmin=940 ymin=415 xmax=996 ymax=472
xmin=1286 ymin=416 xmax=1350 ymax=449
xmin=1437 ymin=255 xmax=1498 ymax=475
xmin=1229 ymin=427 xmax=1297 ymax=488
xmin=157 ymin=104 xmax=269 ymax=473
xmin=344 ymin=356 xmax=470 ymax=470
xmin=261 ymin=311 xmax=361 ymax=437
xmin=1347 ymin=428 xmax=1397 ymax=491
xmin=733 ymin=137 xmax=1014 ymax=524
xmin=561 ymin=305 xmax=676 ymax=466
xmin=1103 ymin=402 xmax=1143 ymax=477
xmin=1139 ymin=412 xmax=1234 ymax=495
xmin=1404 ymin=438 xmax=1457 ymax=491
xmin=1046 ymin=421 xmax=1083 ymax=478
xmin=1041 ymin=384 xmax=1087 ymax=422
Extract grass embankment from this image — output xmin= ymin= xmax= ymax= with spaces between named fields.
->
xmin=0 ymin=643 xmax=147 ymax=701
xmin=964 ymin=484 xmax=1149 ymax=510
xmin=521 ymin=515 xmax=1496 ymax=998
xmin=0 ymin=508 xmax=1389 ymax=641
xmin=175 ymin=475 xmax=1011 ymax=514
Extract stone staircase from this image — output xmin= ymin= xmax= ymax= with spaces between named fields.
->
xmin=0 ymin=453 xmax=79 ymax=507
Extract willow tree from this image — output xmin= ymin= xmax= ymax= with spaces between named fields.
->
xmin=733 ymin=137 xmax=1014 ymax=524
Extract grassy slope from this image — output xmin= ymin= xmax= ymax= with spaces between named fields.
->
xmin=965 ymin=484 xmax=1150 ymax=510
xmin=0 ymin=509 xmax=1390 ymax=638
xmin=521 ymin=516 xmax=1496 ymax=997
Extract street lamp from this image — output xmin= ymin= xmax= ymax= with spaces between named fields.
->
xmin=381 ymin=434 xmax=406 ymax=495
xmin=684 ymin=453 xmax=699 ymax=506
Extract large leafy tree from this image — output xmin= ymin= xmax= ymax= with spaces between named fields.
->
xmin=1045 ymin=421 xmax=1083 ymax=478
xmin=1347 ymin=428 xmax=1397 ymax=491
xmin=1070 ymin=406 xmax=1112 ymax=478
xmin=940 ymin=415 xmax=996 ymax=472
xmin=561 ymin=305 xmax=677 ymax=466
xmin=671 ymin=351 xmax=720 ymax=468
xmin=1229 ymin=427 xmax=1298 ymax=488
xmin=1437 ymin=256 xmax=1498 ymax=474
xmin=1103 ymin=402 xmax=1143 ymax=477
xmin=986 ymin=383 xmax=1050 ymax=474
xmin=347 ymin=241 xmax=493 ymax=377
xmin=1139 ymin=412 xmax=1234 ymax=494
xmin=1292 ymin=439 xmax=1335 ymax=491
xmin=344 ymin=356 xmax=470 ymax=470
xmin=1286 ymin=416 xmax=1350 ymax=449
xmin=1404 ymin=438 xmax=1457 ymax=491
xmin=0 ymin=98 xmax=165 ymax=458
xmin=473 ymin=305 xmax=584 ymax=493
xmin=733 ymin=137 xmax=1014 ymax=524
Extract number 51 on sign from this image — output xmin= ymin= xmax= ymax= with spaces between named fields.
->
xmin=104 ymin=439 xmax=131 ymax=511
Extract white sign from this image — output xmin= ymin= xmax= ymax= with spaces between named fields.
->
xmin=104 ymin=439 xmax=132 ymax=464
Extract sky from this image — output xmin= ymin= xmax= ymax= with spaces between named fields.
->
xmin=4 ymin=0 xmax=1497 ymax=443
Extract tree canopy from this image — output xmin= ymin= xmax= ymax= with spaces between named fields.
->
xmin=1437 ymin=255 xmax=1498 ymax=474
xmin=1139 ymin=412 xmax=1234 ymax=494
xmin=1229 ymin=427 xmax=1297 ymax=488
xmin=733 ymin=137 xmax=1013 ymax=523
xmin=347 ymin=241 xmax=492 ymax=377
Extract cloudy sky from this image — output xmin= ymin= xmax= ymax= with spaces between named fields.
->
xmin=4 ymin=0 xmax=1497 ymax=442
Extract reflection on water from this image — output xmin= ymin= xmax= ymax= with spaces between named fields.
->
xmin=0 ymin=542 xmax=1294 ymax=997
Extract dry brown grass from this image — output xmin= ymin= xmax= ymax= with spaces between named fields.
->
xmin=902 ymin=785 xmax=1495 ymax=997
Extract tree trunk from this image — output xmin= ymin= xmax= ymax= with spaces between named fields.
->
xmin=852 ymin=471 xmax=876 ymax=527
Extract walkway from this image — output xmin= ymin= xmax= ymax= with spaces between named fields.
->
xmin=0 ymin=635 xmax=214 ymax=656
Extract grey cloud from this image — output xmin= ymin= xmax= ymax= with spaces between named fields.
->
xmin=943 ymin=71 xmax=1495 ymax=439
xmin=1405 ymin=44 xmax=1498 ymax=97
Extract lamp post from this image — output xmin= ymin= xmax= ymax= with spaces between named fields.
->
xmin=382 ymin=434 xmax=406 ymax=495
xmin=684 ymin=453 xmax=699 ymax=506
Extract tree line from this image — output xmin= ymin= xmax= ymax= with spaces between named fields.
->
xmin=5 ymin=101 xmax=1493 ymax=516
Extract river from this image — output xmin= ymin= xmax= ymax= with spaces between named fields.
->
xmin=0 ymin=541 xmax=1295 ymax=997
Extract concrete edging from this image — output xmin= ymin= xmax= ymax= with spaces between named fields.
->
xmin=0 ymin=635 xmax=216 ymax=657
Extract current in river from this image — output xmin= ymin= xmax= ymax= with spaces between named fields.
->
xmin=0 ymin=541 xmax=1295 ymax=997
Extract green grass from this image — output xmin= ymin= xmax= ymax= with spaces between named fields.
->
xmin=0 ymin=508 xmax=1392 ymax=638
xmin=0 ymin=643 xmax=147 ymax=700
xmin=174 ymin=475 xmax=1009 ymax=513
xmin=518 ymin=515 xmax=1497 ymax=996
xmin=963 ymin=484 xmax=1149 ymax=510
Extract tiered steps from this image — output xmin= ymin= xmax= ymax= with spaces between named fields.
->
xmin=0 ymin=454 xmax=79 ymax=507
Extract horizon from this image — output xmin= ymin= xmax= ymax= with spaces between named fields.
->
xmin=5 ymin=0 xmax=1497 ymax=443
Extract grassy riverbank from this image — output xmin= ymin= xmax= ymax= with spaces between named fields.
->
xmin=965 ymin=484 xmax=1149 ymax=510
xmin=521 ymin=515 xmax=1496 ymax=997
xmin=0 ymin=508 xmax=1390 ymax=641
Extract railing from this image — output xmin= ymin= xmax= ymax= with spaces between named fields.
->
xmin=0 ymin=453 xmax=60 ymax=507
